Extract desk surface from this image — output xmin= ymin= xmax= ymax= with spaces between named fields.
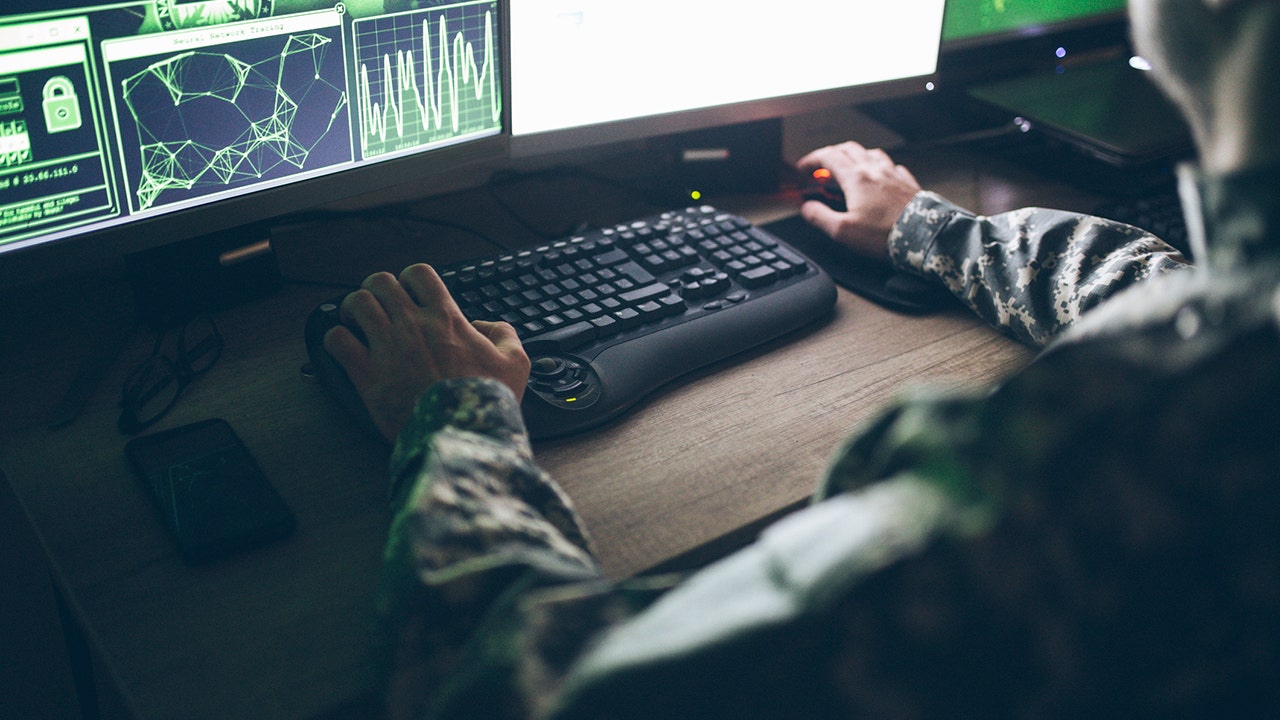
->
xmin=0 ymin=144 xmax=1090 ymax=720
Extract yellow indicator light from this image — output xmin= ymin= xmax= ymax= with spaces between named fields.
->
xmin=564 ymin=397 xmax=577 ymax=403
xmin=689 ymin=190 xmax=702 ymax=201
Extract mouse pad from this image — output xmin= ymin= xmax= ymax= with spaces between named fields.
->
xmin=761 ymin=215 xmax=956 ymax=314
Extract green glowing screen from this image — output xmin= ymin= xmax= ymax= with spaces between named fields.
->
xmin=0 ymin=0 xmax=502 ymax=252
xmin=943 ymin=0 xmax=1127 ymax=43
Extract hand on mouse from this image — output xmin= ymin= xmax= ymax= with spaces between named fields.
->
xmin=323 ymin=263 xmax=531 ymax=444
xmin=796 ymin=141 xmax=922 ymax=262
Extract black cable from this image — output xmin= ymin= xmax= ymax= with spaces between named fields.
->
xmin=486 ymin=167 xmax=588 ymax=240
xmin=271 ymin=206 xmax=517 ymax=289
xmin=273 ymin=206 xmax=513 ymax=253
xmin=485 ymin=163 xmax=657 ymax=240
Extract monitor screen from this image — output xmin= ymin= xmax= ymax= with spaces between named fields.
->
xmin=507 ymin=0 xmax=947 ymax=157
xmin=934 ymin=0 xmax=1130 ymax=86
xmin=942 ymin=0 xmax=1127 ymax=45
xmin=0 ymin=0 xmax=503 ymax=270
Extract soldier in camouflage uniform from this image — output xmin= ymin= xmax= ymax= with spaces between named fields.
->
xmin=323 ymin=0 xmax=1280 ymax=716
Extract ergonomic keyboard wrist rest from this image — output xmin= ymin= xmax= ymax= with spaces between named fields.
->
xmin=520 ymin=272 xmax=836 ymax=438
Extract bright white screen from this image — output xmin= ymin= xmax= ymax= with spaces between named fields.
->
xmin=510 ymin=0 xmax=947 ymax=136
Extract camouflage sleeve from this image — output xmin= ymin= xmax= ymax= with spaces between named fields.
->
xmin=376 ymin=378 xmax=601 ymax=720
xmin=887 ymin=192 xmax=1190 ymax=348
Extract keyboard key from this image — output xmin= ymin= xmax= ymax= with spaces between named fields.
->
xmin=747 ymin=228 xmax=778 ymax=247
xmin=590 ymin=314 xmax=618 ymax=335
xmin=705 ymin=272 xmax=730 ymax=294
xmin=593 ymin=248 xmax=629 ymax=266
xmin=616 ymin=261 xmax=656 ymax=285
xmin=526 ymin=320 xmax=596 ymax=351
xmin=636 ymin=301 xmax=664 ymax=319
xmin=773 ymin=246 xmax=808 ymax=267
xmin=658 ymin=294 xmax=686 ymax=316
xmin=641 ymin=254 xmax=666 ymax=272
xmin=739 ymin=266 xmax=778 ymax=288
xmin=612 ymin=307 xmax=641 ymax=330
xmin=620 ymin=282 xmax=672 ymax=305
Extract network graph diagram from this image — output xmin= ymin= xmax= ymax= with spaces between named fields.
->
xmin=3 ymin=2 xmax=506 ymax=249
xmin=114 ymin=28 xmax=350 ymax=212
xmin=353 ymin=1 xmax=501 ymax=159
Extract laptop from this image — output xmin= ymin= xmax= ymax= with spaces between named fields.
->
xmin=965 ymin=56 xmax=1193 ymax=169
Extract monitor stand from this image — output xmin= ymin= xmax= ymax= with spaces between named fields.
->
xmin=648 ymin=119 xmax=783 ymax=204
xmin=125 ymin=223 xmax=282 ymax=329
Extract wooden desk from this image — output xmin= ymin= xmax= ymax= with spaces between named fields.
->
xmin=0 ymin=146 xmax=1067 ymax=719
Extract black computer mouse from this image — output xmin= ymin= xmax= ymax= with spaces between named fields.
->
xmin=304 ymin=298 xmax=386 ymax=441
xmin=799 ymin=167 xmax=847 ymax=212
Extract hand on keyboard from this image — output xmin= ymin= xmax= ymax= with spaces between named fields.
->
xmin=306 ymin=206 xmax=836 ymax=440
xmin=320 ymin=264 xmax=530 ymax=443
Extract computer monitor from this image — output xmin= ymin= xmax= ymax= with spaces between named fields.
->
xmin=943 ymin=0 xmax=1127 ymax=45
xmin=0 ymin=0 xmax=505 ymax=282
xmin=937 ymin=0 xmax=1190 ymax=172
xmin=506 ymin=0 xmax=948 ymax=158
xmin=938 ymin=0 xmax=1130 ymax=84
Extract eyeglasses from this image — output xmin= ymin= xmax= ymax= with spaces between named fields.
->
xmin=118 ymin=315 xmax=223 ymax=434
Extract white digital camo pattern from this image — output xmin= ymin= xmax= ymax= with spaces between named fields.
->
xmin=376 ymin=169 xmax=1280 ymax=718
xmin=889 ymin=192 xmax=1190 ymax=347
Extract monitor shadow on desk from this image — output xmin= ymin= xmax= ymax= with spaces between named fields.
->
xmin=270 ymin=213 xmax=502 ymax=289
xmin=269 ymin=170 xmax=664 ymax=289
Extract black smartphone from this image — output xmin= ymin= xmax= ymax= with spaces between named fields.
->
xmin=125 ymin=418 xmax=295 ymax=564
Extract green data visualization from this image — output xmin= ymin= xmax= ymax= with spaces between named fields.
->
xmin=1 ymin=0 xmax=501 ymax=248
xmin=943 ymin=0 xmax=1128 ymax=42
xmin=353 ymin=1 xmax=500 ymax=159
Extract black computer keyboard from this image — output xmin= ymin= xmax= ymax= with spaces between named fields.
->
xmin=305 ymin=205 xmax=838 ymax=440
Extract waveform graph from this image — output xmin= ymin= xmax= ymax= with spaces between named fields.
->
xmin=353 ymin=0 xmax=501 ymax=159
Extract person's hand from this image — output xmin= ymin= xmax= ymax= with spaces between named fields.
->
xmin=323 ymin=263 xmax=530 ymax=443
xmin=795 ymin=142 xmax=922 ymax=261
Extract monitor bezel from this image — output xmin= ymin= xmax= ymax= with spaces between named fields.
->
xmin=507 ymin=74 xmax=942 ymax=160
xmin=503 ymin=3 xmax=945 ymax=160
xmin=0 ymin=134 xmax=508 ymax=283
xmin=938 ymin=9 xmax=1131 ymax=86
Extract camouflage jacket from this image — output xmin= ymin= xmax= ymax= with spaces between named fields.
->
xmin=377 ymin=168 xmax=1280 ymax=718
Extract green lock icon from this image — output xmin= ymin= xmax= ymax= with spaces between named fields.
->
xmin=42 ymin=76 xmax=82 ymax=134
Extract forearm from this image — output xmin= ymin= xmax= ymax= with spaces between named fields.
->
xmin=889 ymin=192 xmax=1190 ymax=348
xmin=378 ymin=378 xmax=599 ymax=719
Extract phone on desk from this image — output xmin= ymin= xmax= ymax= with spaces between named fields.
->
xmin=125 ymin=419 xmax=294 ymax=564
